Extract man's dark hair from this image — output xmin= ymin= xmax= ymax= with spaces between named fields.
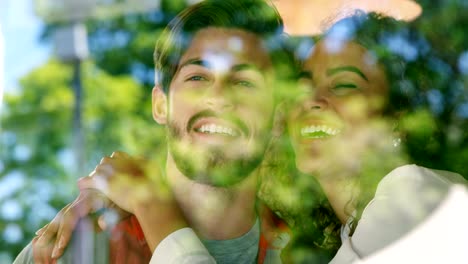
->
xmin=154 ymin=0 xmax=288 ymax=94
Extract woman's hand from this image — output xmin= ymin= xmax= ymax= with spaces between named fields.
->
xmin=32 ymin=188 xmax=129 ymax=263
xmin=77 ymin=151 xmax=187 ymax=251
xmin=33 ymin=150 xmax=187 ymax=262
xmin=77 ymin=151 xmax=169 ymax=213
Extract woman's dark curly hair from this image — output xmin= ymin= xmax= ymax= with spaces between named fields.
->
xmin=318 ymin=11 xmax=437 ymax=227
xmin=259 ymin=11 xmax=434 ymax=260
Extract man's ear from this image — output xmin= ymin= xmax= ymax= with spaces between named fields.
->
xmin=152 ymin=85 xmax=167 ymax=124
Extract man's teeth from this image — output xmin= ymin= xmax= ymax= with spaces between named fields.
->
xmin=198 ymin=124 xmax=238 ymax=137
xmin=300 ymin=125 xmax=340 ymax=138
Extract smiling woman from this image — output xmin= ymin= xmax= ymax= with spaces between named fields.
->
xmin=259 ymin=11 xmax=468 ymax=263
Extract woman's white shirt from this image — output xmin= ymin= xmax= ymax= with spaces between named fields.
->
xmin=330 ymin=164 xmax=467 ymax=264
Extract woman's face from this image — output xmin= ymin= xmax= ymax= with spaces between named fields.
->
xmin=287 ymin=39 xmax=389 ymax=175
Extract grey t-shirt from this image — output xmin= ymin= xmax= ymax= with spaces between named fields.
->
xmin=14 ymin=218 xmax=283 ymax=264
xmin=203 ymin=219 xmax=260 ymax=264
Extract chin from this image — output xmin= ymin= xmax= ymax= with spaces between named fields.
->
xmin=169 ymin=142 xmax=264 ymax=187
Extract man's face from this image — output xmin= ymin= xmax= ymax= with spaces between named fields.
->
xmin=155 ymin=27 xmax=275 ymax=187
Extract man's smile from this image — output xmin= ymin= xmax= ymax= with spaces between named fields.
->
xmin=188 ymin=115 xmax=249 ymax=145
xmin=187 ymin=110 xmax=249 ymax=139
xmin=195 ymin=123 xmax=239 ymax=137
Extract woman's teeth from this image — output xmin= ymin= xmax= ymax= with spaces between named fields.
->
xmin=300 ymin=125 xmax=340 ymax=138
xmin=197 ymin=124 xmax=238 ymax=137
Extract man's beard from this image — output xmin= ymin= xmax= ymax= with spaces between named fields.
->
xmin=167 ymin=121 xmax=268 ymax=187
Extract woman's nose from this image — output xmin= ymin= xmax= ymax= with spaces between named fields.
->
xmin=310 ymin=97 xmax=328 ymax=110
xmin=303 ymin=93 xmax=329 ymax=111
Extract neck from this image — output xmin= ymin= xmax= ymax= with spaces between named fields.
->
xmin=166 ymin=153 xmax=257 ymax=240
xmin=316 ymin=175 xmax=360 ymax=225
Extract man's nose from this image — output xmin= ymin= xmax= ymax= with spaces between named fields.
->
xmin=204 ymin=80 xmax=234 ymax=110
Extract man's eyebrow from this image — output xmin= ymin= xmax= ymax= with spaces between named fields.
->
xmin=231 ymin=63 xmax=262 ymax=72
xmin=179 ymin=60 xmax=261 ymax=73
xmin=326 ymin=66 xmax=368 ymax=82
xmin=179 ymin=58 xmax=209 ymax=69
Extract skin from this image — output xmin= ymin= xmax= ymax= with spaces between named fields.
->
xmin=287 ymin=39 xmax=389 ymax=223
xmin=33 ymin=27 xmax=276 ymax=262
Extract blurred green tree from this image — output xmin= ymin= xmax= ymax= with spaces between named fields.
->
xmin=0 ymin=59 xmax=165 ymax=260
xmin=0 ymin=1 xmax=188 ymax=259
xmin=409 ymin=0 xmax=468 ymax=177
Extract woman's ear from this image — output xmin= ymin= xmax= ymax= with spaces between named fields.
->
xmin=152 ymin=85 xmax=167 ymax=124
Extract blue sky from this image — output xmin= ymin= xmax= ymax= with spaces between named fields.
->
xmin=1 ymin=0 xmax=51 ymax=95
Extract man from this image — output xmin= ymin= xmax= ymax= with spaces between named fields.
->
xmin=14 ymin=0 xmax=292 ymax=263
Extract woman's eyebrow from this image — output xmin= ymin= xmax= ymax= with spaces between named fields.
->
xmin=326 ymin=66 xmax=369 ymax=82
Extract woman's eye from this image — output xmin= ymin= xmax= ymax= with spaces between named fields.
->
xmin=330 ymin=83 xmax=360 ymax=96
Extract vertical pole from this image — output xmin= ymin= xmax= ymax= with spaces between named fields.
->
xmin=72 ymin=58 xmax=84 ymax=177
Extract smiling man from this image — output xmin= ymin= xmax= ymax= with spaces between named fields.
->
xmin=148 ymin=23 xmax=281 ymax=262
xmin=161 ymin=26 xmax=275 ymax=188
xmin=146 ymin=4 xmax=291 ymax=251
xmin=15 ymin=0 xmax=292 ymax=263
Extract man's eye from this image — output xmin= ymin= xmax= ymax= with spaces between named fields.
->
xmin=330 ymin=83 xmax=360 ymax=96
xmin=186 ymin=75 xmax=207 ymax=81
xmin=233 ymin=80 xmax=255 ymax=88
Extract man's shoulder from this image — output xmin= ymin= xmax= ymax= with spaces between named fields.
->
xmin=13 ymin=243 xmax=34 ymax=264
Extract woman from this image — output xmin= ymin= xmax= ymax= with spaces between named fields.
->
xmin=259 ymin=12 xmax=467 ymax=263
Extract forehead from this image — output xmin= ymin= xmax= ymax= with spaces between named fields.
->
xmin=305 ymin=40 xmax=376 ymax=72
xmin=179 ymin=27 xmax=272 ymax=70
xmin=305 ymin=40 xmax=388 ymax=91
